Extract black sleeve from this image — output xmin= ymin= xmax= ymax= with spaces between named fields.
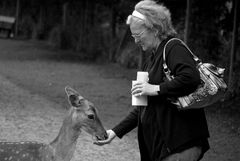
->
xmin=158 ymin=43 xmax=201 ymax=97
xmin=112 ymin=107 xmax=139 ymax=138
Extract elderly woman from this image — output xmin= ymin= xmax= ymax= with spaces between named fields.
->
xmin=95 ymin=0 xmax=210 ymax=161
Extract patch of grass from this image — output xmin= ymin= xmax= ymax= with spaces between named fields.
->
xmin=0 ymin=39 xmax=138 ymax=130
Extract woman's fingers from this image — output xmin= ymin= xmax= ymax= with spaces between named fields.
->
xmin=132 ymin=88 xmax=142 ymax=95
xmin=132 ymin=89 xmax=142 ymax=96
xmin=132 ymin=82 xmax=159 ymax=96
xmin=132 ymin=83 xmax=142 ymax=90
xmin=131 ymin=83 xmax=143 ymax=94
xmin=93 ymin=138 xmax=111 ymax=146
xmin=94 ymin=130 xmax=116 ymax=146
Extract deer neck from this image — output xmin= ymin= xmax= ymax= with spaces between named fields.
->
xmin=50 ymin=114 xmax=81 ymax=161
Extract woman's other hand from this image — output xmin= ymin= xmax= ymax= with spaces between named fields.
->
xmin=132 ymin=82 xmax=159 ymax=96
xmin=94 ymin=129 xmax=116 ymax=146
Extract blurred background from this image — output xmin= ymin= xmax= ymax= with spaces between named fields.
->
xmin=0 ymin=0 xmax=239 ymax=160
xmin=0 ymin=0 xmax=239 ymax=96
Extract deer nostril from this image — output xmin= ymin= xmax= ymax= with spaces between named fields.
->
xmin=104 ymin=132 xmax=108 ymax=140
xmin=96 ymin=135 xmax=101 ymax=140
xmin=95 ymin=131 xmax=108 ymax=141
xmin=96 ymin=135 xmax=103 ymax=141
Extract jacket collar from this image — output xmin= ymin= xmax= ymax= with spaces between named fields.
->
xmin=151 ymin=36 xmax=175 ymax=60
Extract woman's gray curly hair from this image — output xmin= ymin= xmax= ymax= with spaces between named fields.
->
xmin=127 ymin=0 xmax=177 ymax=40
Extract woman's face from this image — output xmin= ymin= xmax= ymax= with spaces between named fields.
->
xmin=130 ymin=19 xmax=155 ymax=52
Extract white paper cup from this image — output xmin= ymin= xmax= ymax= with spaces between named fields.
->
xmin=137 ymin=71 xmax=149 ymax=82
xmin=132 ymin=80 xmax=148 ymax=106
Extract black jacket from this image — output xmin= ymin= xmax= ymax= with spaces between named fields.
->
xmin=112 ymin=37 xmax=210 ymax=161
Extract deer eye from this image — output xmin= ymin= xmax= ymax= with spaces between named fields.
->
xmin=87 ymin=114 xmax=95 ymax=120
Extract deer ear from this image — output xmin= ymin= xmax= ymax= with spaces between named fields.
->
xmin=65 ymin=86 xmax=84 ymax=107
xmin=65 ymin=86 xmax=79 ymax=97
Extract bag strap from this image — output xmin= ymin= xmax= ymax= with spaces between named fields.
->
xmin=163 ymin=38 xmax=201 ymax=74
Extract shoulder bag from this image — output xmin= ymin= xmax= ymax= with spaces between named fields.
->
xmin=163 ymin=38 xmax=227 ymax=110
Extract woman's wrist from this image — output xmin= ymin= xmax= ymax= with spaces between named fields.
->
xmin=155 ymin=85 xmax=160 ymax=92
xmin=148 ymin=84 xmax=160 ymax=96
xmin=153 ymin=85 xmax=160 ymax=95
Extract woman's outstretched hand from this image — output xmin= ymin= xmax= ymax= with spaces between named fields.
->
xmin=94 ymin=129 xmax=116 ymax=146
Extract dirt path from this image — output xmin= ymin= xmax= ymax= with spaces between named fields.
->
xmin=203 ymin=112 xmax=240 ymax=161
xmin=0 ymin=75 xmax=140 ymax=161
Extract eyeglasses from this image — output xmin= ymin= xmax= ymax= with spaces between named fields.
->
xmin=131 ymin=29 xmax=147 ymax=40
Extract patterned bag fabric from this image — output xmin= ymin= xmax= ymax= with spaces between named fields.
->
xmin=163 ymin=38 xmax=227 ymax=110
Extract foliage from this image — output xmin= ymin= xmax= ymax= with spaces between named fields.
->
xmin=186 ymin=0 xmax=225 ymax=60
xmin=48 ymin=25 xmax=74 ymax=49
xmin=0 ymin=0 xmax=238 ymax=67
xmin=117 ymin=43 xmax=140 ymax=68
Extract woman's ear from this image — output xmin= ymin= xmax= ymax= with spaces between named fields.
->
xmin=154 ymin=29 xmax=159 ymax=37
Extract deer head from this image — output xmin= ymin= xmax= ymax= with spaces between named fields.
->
xmin=65 ymin=86 xmax=107 ymax=141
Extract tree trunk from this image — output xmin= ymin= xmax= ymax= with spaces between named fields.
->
xmin=228 ymin=0 xmax=239 ymax=91
xmin=184 ymin=0 xmax=191 ymax=44
xmin=109 ymin=4 xmax=117 ymax=61
xmin=116 ymin=27 xmax=131 ymax=58
xmin=62 ymin=2 xmax=68 ymax=29
xmin=111 ymin=5 xmax=117 ymax=38
xmin=15 ymin=0 xmax=20 ymax=37
xmin=89 ymin=0 xmax=95 ymax=26
xmin=78 ymin=1 xmax=85 ymax=50
xmin=84 ymin=0 xmax=89 ymax=34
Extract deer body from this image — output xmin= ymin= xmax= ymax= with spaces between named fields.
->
xmin=0 ymin=141 xmax=56 ymax=161
xmin=0 ymin=86 xmax=107 ymax=161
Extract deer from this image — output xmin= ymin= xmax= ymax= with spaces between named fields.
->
xmin=0 ymin=86 xmax=108 ymax=161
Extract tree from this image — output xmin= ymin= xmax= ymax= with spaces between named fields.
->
xmin=227 ymin=0 xmax=239 ymax=98
xmin=184 ymin=0 xmax=191 ymax=44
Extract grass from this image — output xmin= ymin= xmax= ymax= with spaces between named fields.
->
xmin=0 ymin=39 xmax=137 ymax=130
